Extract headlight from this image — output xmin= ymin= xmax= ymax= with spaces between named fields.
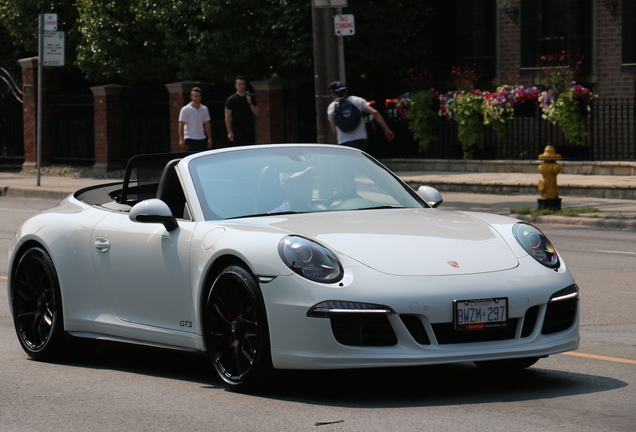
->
xmin=513 ymin=223 xmax=560 ymax=269
xmin=278 ymin=236 xmax=343 ymax=283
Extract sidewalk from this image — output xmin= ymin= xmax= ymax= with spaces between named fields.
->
xmin=1 ymin=171 xmax=636 ymax=230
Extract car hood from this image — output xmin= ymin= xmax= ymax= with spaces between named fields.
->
xmin=263 ymin=209 xmax=519 ymax=276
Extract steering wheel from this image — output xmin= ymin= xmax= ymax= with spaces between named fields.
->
xmin=321 ymin=192 xmax=361 ymax=208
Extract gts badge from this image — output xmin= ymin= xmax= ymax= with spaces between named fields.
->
xmin=180 ymin=320 xmax=193 ymax=328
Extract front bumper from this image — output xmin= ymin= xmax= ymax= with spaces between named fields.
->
xmin=261 ymin=263 xmax=580 ymax=370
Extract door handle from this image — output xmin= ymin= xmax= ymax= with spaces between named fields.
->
xmin=94 ymin=236 xmax=111 ymax=253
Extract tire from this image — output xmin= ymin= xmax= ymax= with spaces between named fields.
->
xmin=474 ymin=356 xmax=541 ymax=371
xmin=203 ymin=265 xmax=272 ymax=392
xmin=11 ymin=247 xmax=68 ymax=361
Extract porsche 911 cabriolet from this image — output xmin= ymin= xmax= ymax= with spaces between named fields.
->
xmin=8 ymin=144 xmax=579 ymax=391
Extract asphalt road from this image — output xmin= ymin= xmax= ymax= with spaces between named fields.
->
xmin=1 ymin=196 xmax=634 ymax=432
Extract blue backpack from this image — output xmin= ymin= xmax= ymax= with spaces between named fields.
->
xmin=334 ymin=96 xmax=362 ymax=132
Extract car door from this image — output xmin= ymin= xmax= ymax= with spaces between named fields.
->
xmin=90 ymin=212 xmax=196 ymax=333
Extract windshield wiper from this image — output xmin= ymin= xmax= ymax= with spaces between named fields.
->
xmin=357 ymin=206 xmax=405 ymax=210
xmin=226 ymin=210 xmax=304 ymax=220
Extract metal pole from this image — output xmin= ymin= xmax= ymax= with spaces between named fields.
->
xmin=312 ymin=4 xmax=339 ymax=143
xmin=37 ymin=14 xmax=43 ymax=186
xmin=336 ymin=7 xmax=346 ymax=83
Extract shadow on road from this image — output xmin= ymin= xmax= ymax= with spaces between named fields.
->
xmin=51 ymin=341 xmax=627 ymax=408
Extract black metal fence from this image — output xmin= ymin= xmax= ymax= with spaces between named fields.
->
xmin=1 ymin=89 xmax=635 ymax=169
xmin=121 ymin=87 xmax=170 ymax=159
xmin=0 ymin=84 xmax=24 ymax=171
xmin=49 ymin=88 xmax=95 ymax=165
xmin=368 ymin=97 xmax=636 ymax=161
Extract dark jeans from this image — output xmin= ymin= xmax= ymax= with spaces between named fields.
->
xmin=185 ymin=138 xmax=208 ymax=152
xmin=232 ymin=130 xmax=256 ymax=146
xmin=341 ymin=139 xmax=368 ymax=151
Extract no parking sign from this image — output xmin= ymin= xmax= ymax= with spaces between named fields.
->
xmin=334 ymin=14 xmax=355 ymax=36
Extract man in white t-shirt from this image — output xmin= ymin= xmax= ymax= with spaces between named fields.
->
xmin=178 ymin=87 xmax=213 ymax=152
xmin=327 ymin=81 xmax=394 ymax=151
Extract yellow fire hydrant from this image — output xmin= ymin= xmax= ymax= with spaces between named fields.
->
xmin=537 ymin=145 xmax=562 ymax=210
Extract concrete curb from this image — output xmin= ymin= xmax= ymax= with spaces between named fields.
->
xmin=514 ymin=214 xmax=636 ymax=230
xmin=3 ymin=187 xmax=73 ymax=200
xmin=402 ymin=180 xmax=636 ymax=200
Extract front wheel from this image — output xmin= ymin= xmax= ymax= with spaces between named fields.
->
xmin=203 ymin=265 xmax=272 ymax=392
xmin=11 ymin=247 xmax=67 ymax=361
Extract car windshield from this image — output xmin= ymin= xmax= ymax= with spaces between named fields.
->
xmin=188 ymin=145 xmax=428 ymax=220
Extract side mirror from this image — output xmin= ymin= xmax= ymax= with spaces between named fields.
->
xmin=417 ymin=186 xmax=443 ymax=208
xmin=129 ymin=199 xmax=179 ymax=231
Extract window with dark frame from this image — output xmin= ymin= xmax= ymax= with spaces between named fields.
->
xmin=520 ymin=0 xmax=593 ymax=75
xmin=428 ymin=0 xmax=497 ymax=84
xmin=623 ymin=1 xmax=636 ymax=71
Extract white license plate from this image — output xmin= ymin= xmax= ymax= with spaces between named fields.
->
xmin=454 ymin=297 xmax=508 ymax=331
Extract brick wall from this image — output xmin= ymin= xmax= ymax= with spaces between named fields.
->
xmin=595 ymin=1 xmax=635 ymax=97
xmin=498 ymin=7 xmax=533 ymax=87
xmin=253 ymin=78 xmax=298 ymax=144
xmin=91 ymin=85 xmax=125 ymax=173
xmin=497 ymin=2 xmax=635 ymax=97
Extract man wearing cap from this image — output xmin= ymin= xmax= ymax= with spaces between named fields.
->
xmin=269 ymin=167 xmax=319 ymax=213
xmin=327 ymin=81 xmax=395 ymax=150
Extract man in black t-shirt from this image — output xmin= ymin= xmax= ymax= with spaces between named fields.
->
xmin=225 ymin=76 xmax=260 ymax=146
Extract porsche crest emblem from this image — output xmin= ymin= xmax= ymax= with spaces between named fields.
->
xmin=447 ymin=261 xmax=460 ymax=268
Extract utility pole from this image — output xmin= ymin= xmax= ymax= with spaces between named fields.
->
xmin=312 ymin=3 xmax=340 ymax=143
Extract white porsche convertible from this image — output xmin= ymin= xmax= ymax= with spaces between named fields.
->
xmin=8 ymin=144 xmax=579 ymax=391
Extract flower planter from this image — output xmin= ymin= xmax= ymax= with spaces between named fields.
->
xmin=513 ymin=102 xmax=538 ymax=117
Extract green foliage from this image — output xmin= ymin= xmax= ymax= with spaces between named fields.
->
xmin=551 ymin=91 xmax=589 ymax=146
xmin=0 ymin=0 xmax=80 ymax=57
xmin=1 ymin=0 xmax=434 ymax=86
xmin=445 ymin=91 xmax=486 ymax=159
xmin=404 ymin=90 xmax=437 ymax=153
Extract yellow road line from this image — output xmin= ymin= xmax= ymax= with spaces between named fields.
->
xmin=0 ymin=275 xmax=6 ymax=280
xmin=562 ymin=351 xmax=636 ymax=365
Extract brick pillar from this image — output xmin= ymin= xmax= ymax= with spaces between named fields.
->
xmin=497 ymin=3 xmax=533 ymax=88
xmin=252 ymin=78 xmax=298 ymax=144
xmin=90 ymin=84 xmax=126 ymax=175
xmin=18 ymin=57 xmax=58 ymax=169
xmin=165 ymin=81 xmax=200 ymax=152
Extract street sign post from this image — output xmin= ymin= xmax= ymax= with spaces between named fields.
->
xmin=314 ymin=0 xmax=347 ymax=7
xmin=43 ymin=31 xmax=65 ymax=66
xmin=36 ymin=13 xmax=62 ymax=186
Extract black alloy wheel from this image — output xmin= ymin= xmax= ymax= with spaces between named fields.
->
xmin=204 ymin=265 xmax=272 ymax=391
xmin=11 ymin=247 xmax=66 ymax=360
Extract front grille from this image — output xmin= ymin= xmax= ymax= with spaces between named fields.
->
xmin=542 ymin=299 xmax=578 ymax=334
xmin=329 ymin=297 xmax=576 ymax=348
xmin=330 ymin=313 xmax=397 ymax=346
xmin=431 ymin=319 xmax=519 ymax=344
xmin=521 ymin=305 xmax=539 ymax=337
xmin=400 ymin=315 xmax=431 ymax=345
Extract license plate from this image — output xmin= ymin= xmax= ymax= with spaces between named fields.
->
xmin=454 ymin=297 xmax=508 ymax=331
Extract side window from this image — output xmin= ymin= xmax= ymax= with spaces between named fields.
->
xmin=520 ymin=0 xmax=593 ymax=74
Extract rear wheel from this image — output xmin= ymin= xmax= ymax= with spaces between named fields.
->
xmin=11 ymin=247 xmax=67 ymax=360
xmin=474 ymin=356 xmax=541 ymax=371
xmin=203 ymin=265 xmax=272 ymax=392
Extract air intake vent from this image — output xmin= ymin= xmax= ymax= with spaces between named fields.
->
xmin=330 ymin=314 xmax=397 ymax=346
